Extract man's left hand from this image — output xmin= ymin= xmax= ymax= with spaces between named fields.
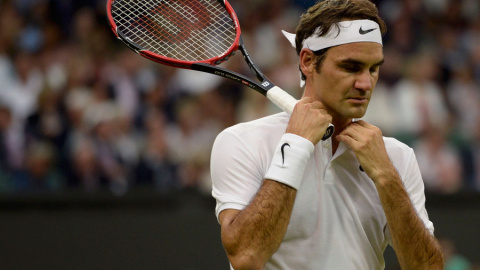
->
xmin=336 ymin=120 xmax=395 ymax=182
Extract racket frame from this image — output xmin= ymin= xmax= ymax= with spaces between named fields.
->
xmin=107 ymin=0 xmax=272 ymax=95
xmin=106 ymin=0 xmax=334 ymax=139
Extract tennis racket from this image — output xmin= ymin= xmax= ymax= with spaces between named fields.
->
xmin=106 ymin=0 xmax=334 ymax=140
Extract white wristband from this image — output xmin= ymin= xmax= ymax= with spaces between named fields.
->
xmin=264 ymin=133 xmax=314 ymax=190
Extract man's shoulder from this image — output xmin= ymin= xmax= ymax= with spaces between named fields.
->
xmin=212 ymin=112 xmax=289 ymax=160
xmin=383 ymin=136 xmax=411 ymax=148
xmin=221 ymin=112 xmax=290 ymax=139
xmin=383 ymin=136 xmax=414 ymax=159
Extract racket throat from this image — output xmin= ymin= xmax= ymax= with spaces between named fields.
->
xmin=238 ymin=38 xmax=270 ymax=84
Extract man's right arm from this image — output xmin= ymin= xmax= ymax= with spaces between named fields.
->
xmin=219 ymin=180 xmax=297 ymax=270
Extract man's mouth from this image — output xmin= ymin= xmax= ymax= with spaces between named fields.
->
xmin=347 ymin=97 xmax=368 ymax=104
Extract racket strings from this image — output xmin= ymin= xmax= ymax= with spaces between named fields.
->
xmin=112 ymin=0 xmax=237 ymax=62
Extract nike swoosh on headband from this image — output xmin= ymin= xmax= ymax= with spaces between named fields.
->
xmin=359 ymin=26 xmax=376 ymax=35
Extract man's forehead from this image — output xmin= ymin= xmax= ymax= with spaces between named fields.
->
xmin=327 ymin=42 xmax=384 ymax=63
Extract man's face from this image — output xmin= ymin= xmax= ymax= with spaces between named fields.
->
xmin=306 ymin=42 xmax=384 ymax=123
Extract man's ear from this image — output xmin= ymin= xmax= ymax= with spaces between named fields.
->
xmin=300 ymin=49 xmax=315 ymax=78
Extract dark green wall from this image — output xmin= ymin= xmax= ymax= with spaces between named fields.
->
xmin=0 ymin=190 xmax=478 ymax=269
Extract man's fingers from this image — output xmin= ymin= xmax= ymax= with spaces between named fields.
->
xmin=340 ymin=121 xmax=380 ymax=141
xmin=336 ymin=134 xmax=358 ymax=147
xmin=339 ymin=122 xmax=364 ymax=141
xmin=298 ymin=96 xmax=313 ymax=104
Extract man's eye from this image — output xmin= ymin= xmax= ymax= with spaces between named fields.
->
xmin=370 ymin=66 xmax=380 ymax=74
xmin=343 ymin=65 xmax=360 ymax=72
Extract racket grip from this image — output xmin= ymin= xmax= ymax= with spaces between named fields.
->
xmin=266 ymin=86 xmax=334 ymax=141
xmin=266 ymin=86 xmax=297 ymax=115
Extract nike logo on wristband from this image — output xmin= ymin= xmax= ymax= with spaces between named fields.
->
xmin=281 ymin=143 xmax=290 ymax=166
xmin=359 ymin=26 xmax=376 ymax=35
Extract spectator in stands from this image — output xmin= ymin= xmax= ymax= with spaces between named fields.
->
xmin=14 ymin=140 xmax=65 ymax=192
xmin=446 ymin=63 xmax=480 ymax=143
xmin=413 ymin=127 xmax=463 ymax=193
xmin=135 ymin=107 xmax=178 ymax=192
xmin=68 ymin=135 xmax=102 ymax=192
xmin=391 ymin=52 xmax=450 ymax=144
xmin=165 ymin=96 xmax=219 ymax=189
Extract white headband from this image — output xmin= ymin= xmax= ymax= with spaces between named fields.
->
xmin=282 ymin=20 xmax=383 ymax=86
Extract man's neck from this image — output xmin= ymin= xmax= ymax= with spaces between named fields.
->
xmin=330 ymin=118 xmax=352 ymax=154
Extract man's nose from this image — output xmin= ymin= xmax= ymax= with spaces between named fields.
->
xmin=354 ymin=70 xmax=373 ymax=91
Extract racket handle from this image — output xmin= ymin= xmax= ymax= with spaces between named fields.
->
xmin=266 ymin=86 xmax=297 ymax=114
xmin=266 ymin=86 xmax=334 ymax=141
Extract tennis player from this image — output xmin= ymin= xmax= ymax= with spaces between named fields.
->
xmin=211 ymin=0 xmax=444 ymax=269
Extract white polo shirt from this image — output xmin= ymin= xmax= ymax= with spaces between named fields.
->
xmin=211 ymin=112 xmax=434 ymax=270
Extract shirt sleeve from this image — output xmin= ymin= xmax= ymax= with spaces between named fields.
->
xmin=210 ymin=129 xmax=265 ymax=221
xmin=385 ymin=148 xmax=435 ymax=245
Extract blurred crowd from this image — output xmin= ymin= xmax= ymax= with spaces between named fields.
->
xmin=0 ymin=0 xmax=479 ymax=196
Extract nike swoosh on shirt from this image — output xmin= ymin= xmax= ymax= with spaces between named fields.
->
xmin=281 ymin=143 xmax=290 ymax=166
xmin=359 ymin=26 xmax=376 ymax=35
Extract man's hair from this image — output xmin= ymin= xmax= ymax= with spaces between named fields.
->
xmin=295 ymin=0 xmax=387 ymax=77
